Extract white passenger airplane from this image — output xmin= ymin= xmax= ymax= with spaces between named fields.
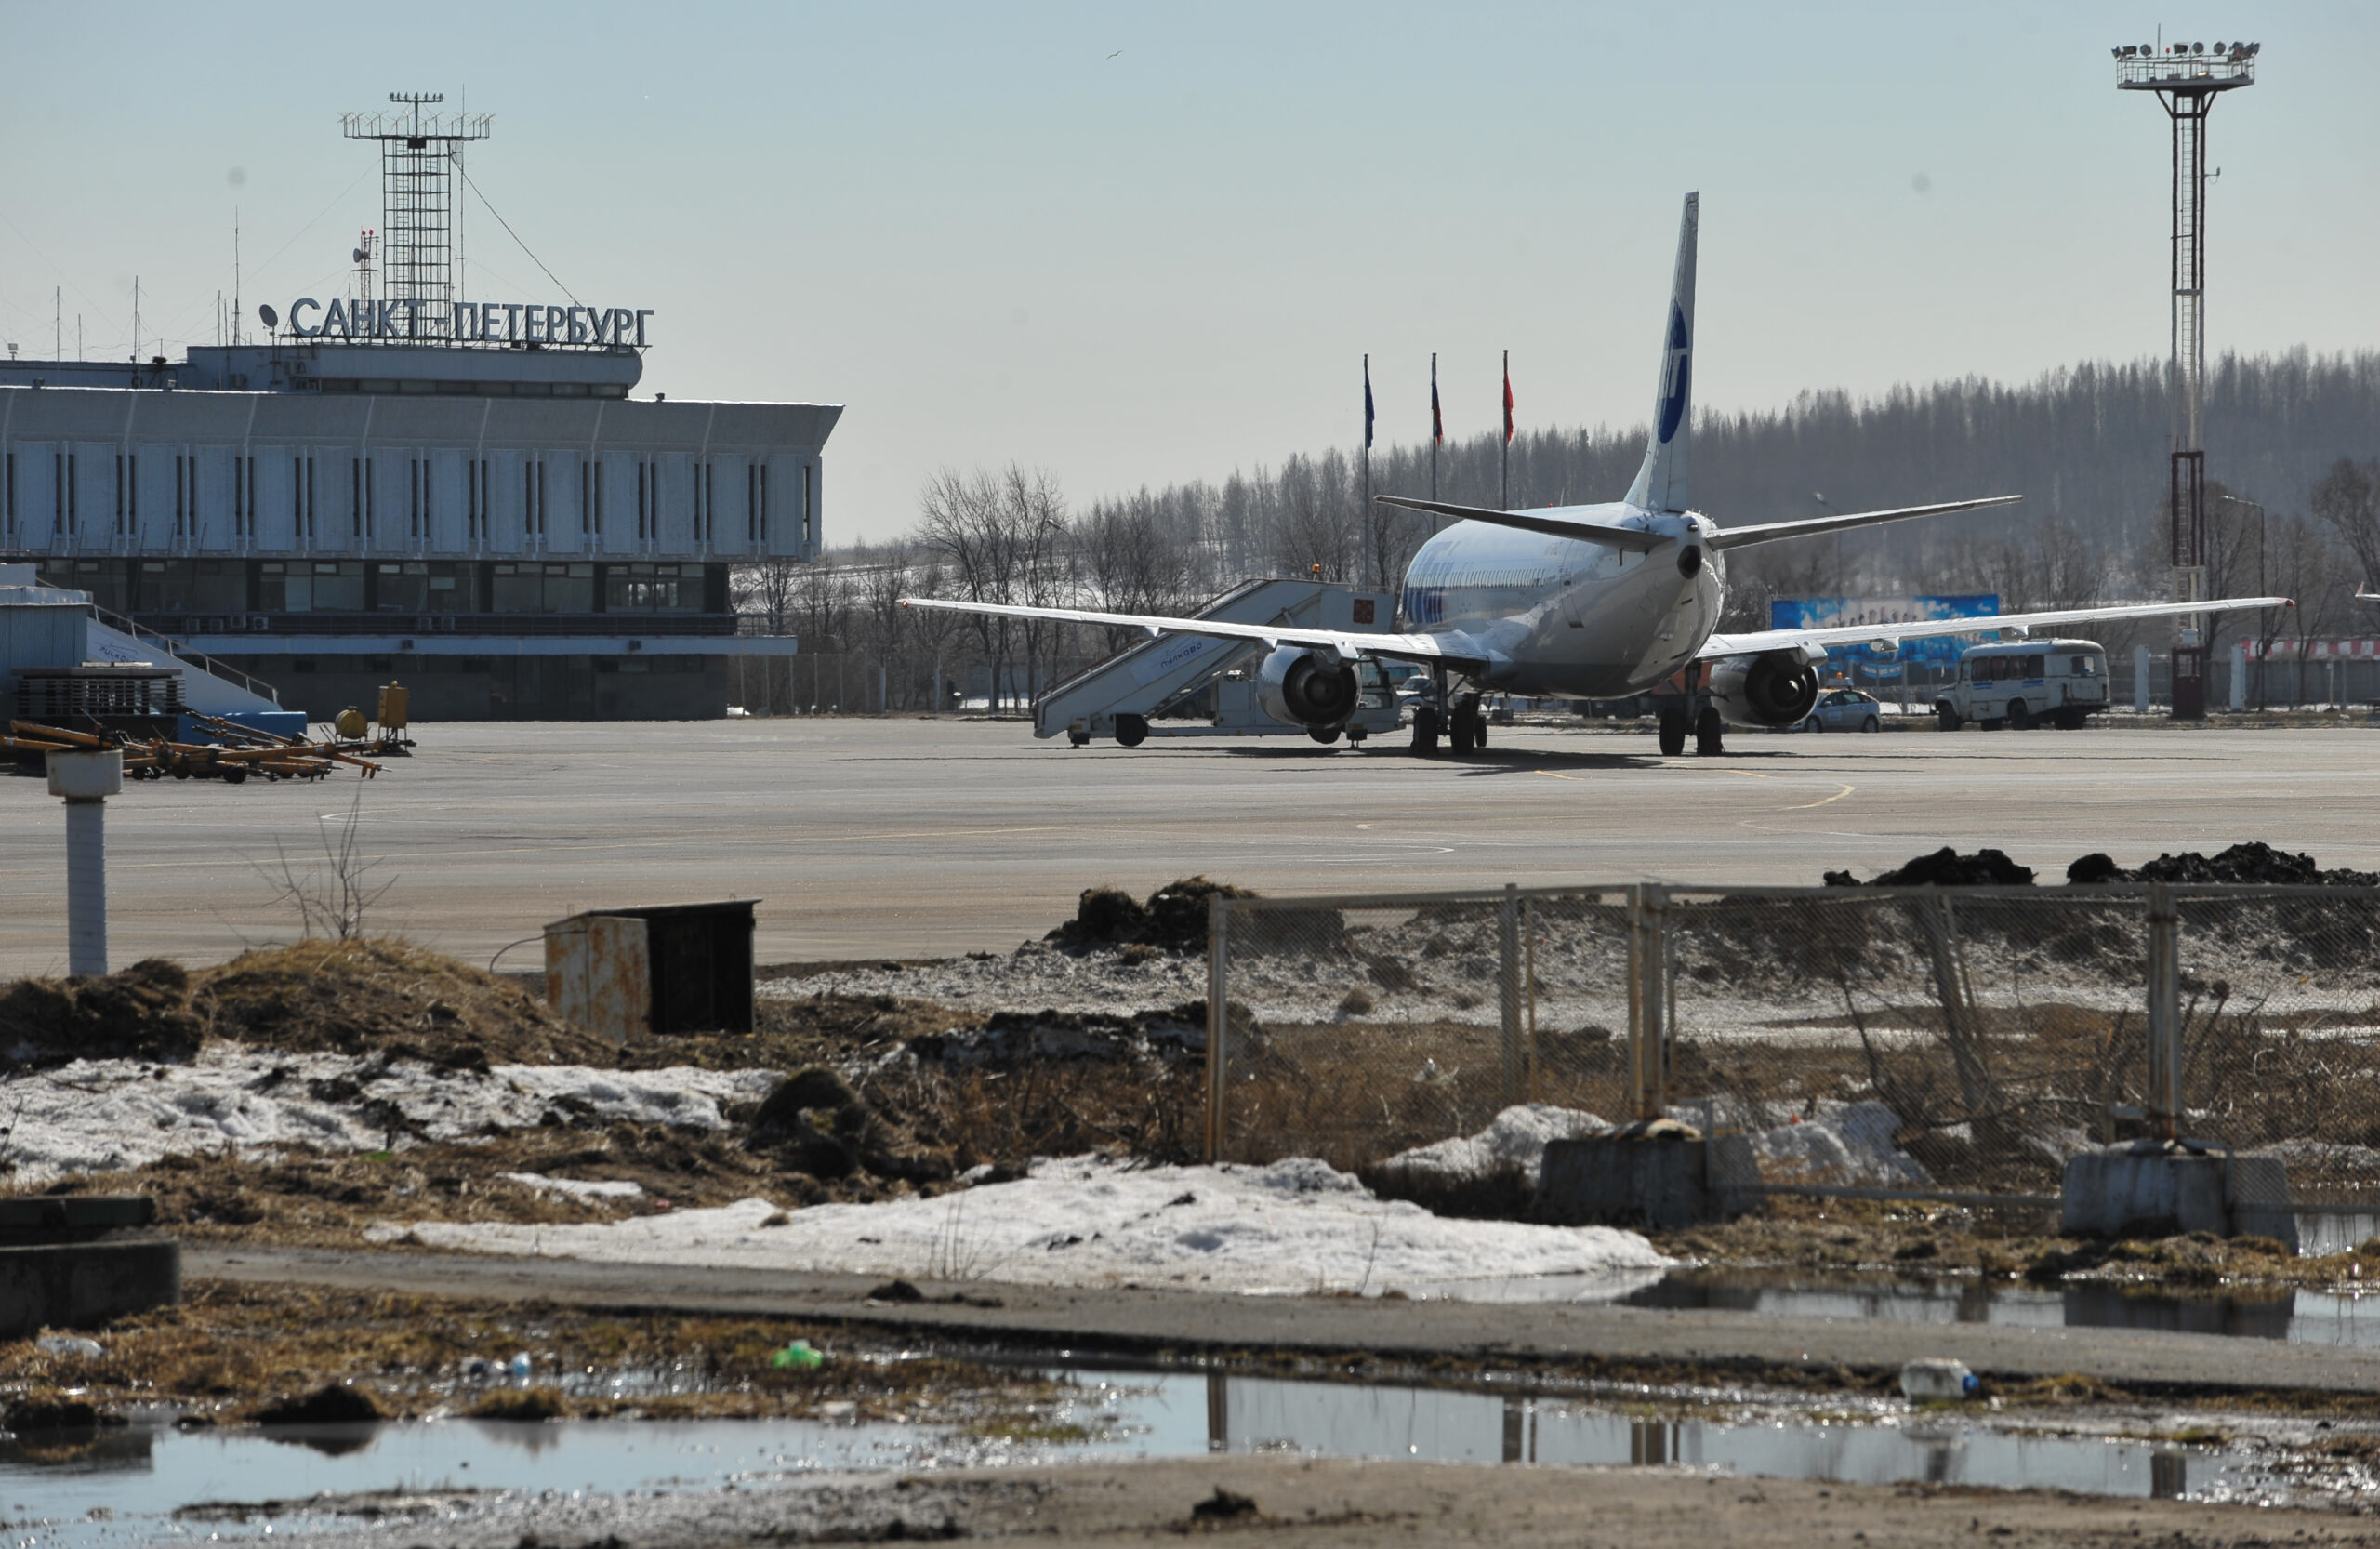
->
xmin=905 ymin=194 xmax=2290 ymax=756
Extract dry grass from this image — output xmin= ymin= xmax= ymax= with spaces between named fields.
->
xmin=14 ymin=1279 xmax=1062 ymax=1422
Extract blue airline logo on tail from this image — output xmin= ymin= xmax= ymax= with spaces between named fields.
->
xmin=1656 ymin=303 xmax=1691 ymax=444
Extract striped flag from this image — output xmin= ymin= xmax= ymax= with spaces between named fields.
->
xmin=1431 ymin=353 xmax=1442 ymax=444
xmin=1503 ymin=354 xmax=1514 ymax=444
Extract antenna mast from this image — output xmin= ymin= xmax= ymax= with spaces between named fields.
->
xmin=341 ymin=92 xmax=493 ymax=340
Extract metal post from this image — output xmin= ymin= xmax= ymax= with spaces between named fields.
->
xmin=1204 ymin=893 xmax=1230 ymax=1162
xmin=1627 ymin=884 xmax=1669 ymax=1123
xmin=1522 ymin=895 xmax=1539 ymax=1104
xmin=49 ymin=750 xmax=123 ymax=979
xmin=2146 ymin=882 xmax=2182 ymax=1142
xmin=1498 ymin=883 xmax=1522 ymax=1108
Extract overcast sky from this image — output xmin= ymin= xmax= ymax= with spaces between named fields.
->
xmin=4 ymin=2 xmax=2373 ymax=543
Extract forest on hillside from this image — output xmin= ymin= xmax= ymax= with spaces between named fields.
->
xmin=737 ymin=350 xmax=2380 ymax=712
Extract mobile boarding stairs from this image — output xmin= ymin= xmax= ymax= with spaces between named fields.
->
xmin=1033 ymin=577 xmax=1403 ymax=748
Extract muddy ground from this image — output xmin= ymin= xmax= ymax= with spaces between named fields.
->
xmin=260 ymin=1451 xmax=2380 ymax=1549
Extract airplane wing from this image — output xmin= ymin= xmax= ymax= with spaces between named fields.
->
xmin=1699 ymin=595 xmax=2294 ymax=660
xmin=1371 ymin=496 xmax=1673 ymax=551
xmin=1704 ymin=496 xmax=2025 ymax=550
xmin=900 ymin=596 xmax=1484 ymax=666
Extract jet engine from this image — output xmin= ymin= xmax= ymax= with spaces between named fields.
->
xmin=1257 ymin=645 xmax=1361 ymax=731
xmin=1706 ymin=650 xmax=1820 ymax=729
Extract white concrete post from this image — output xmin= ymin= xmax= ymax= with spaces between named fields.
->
xmin=47 ymin=750 xmax=123 ymax=979
xmin=2135 ymin=644 xmax=2153 ymax=713
xmin=2229 ymin=643 xmax=2246 ymax=711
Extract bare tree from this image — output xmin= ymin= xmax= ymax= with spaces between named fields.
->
xmin=2312 ymin=457 xmax=2380 ymax=593
xmin=257 ymin=790 xmax=392 ymax=940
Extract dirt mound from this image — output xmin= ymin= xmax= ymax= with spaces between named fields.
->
xmin=2069 ymin=842 xmax=2380 ymax=887
xmin=0 ymin=960 xmax=205 ymax=1067
xmin=199 ymin=939 xmax=615 ymax=1066
xmin=1826 ymin=848 xmax=2035 ymax=887
xmin=249 ymin=1382 xmax=385 ymax=1425
xmin=1048 ymin=877 xmax=1257 ymax=952
xmin=905 ymin=1007 xmax=1204 ymax=1068
xmin=742 ymin=1066 xmax=954 ymax=1185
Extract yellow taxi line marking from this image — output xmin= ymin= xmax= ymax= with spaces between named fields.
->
xmin=1786 ymin=784 xmax=1858 ymax=810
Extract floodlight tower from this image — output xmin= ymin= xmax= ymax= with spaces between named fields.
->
xmin=2115 ymin=38 xmax=2258 ymax=718
xmin=341 ymin=92 xmax=492 ymax=341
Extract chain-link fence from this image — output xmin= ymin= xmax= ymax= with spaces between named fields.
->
xmin=1203 ymin=884 xmax=2380 ymax=1222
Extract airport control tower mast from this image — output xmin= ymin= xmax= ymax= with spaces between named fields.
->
xmin=2116 ymin=38 xmax=2258 ymax=719
xmin=341 ymin=93 xmax=492 ymax=342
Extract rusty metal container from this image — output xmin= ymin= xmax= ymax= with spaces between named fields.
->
xmin=544 ymin=900 xmax=756 ymax=1041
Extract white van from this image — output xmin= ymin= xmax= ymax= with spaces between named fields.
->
xmin=1936 ymin=639 xmax=2109 ymax=730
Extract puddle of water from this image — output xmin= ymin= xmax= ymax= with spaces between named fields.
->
xmin=1618 ymin=1269 xmax=2380 ymax=1348
xmin=1 ymin=1369 xmax=2295 ymax=1544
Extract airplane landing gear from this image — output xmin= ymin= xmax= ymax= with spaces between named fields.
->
xmin=1448 ymin=693 xmax=1487 ymax=754
xmin=1658 ymin=707 xmax=1687 ymax=757
xmin=1695 ymin=704 xmax=1726 ymax=756
xmin=1409 ymin=704 xmax=1441 ymax=754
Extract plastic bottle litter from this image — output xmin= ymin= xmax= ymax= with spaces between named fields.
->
xmin=770 ymin=1340 xmax=825 ymax=1372
xmin=1899 ymin=1358 xmax=1979 ymax=1401
xmin=34 ymin=1335 xmax=104 ymax=1360
xmin=507 ymin=1352 xmax=535 ymax=1379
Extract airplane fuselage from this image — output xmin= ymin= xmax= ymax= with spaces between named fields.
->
xmin=1399 ymin=505 xmax=1726 ymax=698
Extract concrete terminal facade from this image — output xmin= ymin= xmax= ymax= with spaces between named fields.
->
xmin=0 ymin=339 xmax=838 ymax=720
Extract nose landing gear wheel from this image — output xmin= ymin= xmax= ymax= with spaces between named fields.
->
xmin=1658 ymin=708 xmax=1687 ymax=757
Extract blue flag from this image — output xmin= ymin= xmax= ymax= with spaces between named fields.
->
xmin=1363 ymin=356 xmax=1375 ymax=450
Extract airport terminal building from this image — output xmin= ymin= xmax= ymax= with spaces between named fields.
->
xmin=0 ymin=99 xmax=836 ymax=721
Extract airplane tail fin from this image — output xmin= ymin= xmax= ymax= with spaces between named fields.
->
xmin=1625 ymin=192 xmax=1699 ymax=513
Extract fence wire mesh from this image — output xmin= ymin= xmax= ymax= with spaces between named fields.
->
xmin=2165 ymin=888 xmax=2380 ymax=1218
xmin=1206 ymin=884 xmax=2380 ymax=1218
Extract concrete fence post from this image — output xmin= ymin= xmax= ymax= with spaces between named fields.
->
xmin=1627 ymin=884 xmax=1671 ymax=1122
xmin=48 ymin=750 xmax=123 ymax=979
xmin=2135 ymin=644 xmax=2153 ymax=713
xmin=1204 ymin=893 xmax=1230 ymax=1163
xmin=1498 ymin=883 xmax=1523 ymax=1109
xmin=2146 ymin=883 xmax=2182 ymax=1142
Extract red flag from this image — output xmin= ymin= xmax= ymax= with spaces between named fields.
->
xmin=1503 ymin=358 xmax=1514 ymax=444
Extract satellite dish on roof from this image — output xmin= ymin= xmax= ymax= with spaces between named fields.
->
xmin=258 ymin=303 xmax=279 ymax=330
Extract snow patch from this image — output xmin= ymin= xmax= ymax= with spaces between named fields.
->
xmin=1376 ymin=1105 xmax=1612 ymax=1189
xmin=498 ymin=1172 xmax=647 ymax=1201
xmin=0 ymin=1047 xmax=778 ymax=1185
xmin=376 ymin=1154 xmax=1671 ymax=1297
xmin=1747 ymin=1100 xmax=1929 ymax=1187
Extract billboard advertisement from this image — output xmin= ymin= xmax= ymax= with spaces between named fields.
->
xmin=1769 ymin=595 xmax=2003 ymax=670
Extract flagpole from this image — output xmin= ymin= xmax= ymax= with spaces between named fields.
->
xmin=1430 ymin=351 xmax=1440 ymax=534
xmin=1501 ymin=348 xmax=1510 ymax=511
xmin=1362 ymin=353 xmax=1374 ymax=589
